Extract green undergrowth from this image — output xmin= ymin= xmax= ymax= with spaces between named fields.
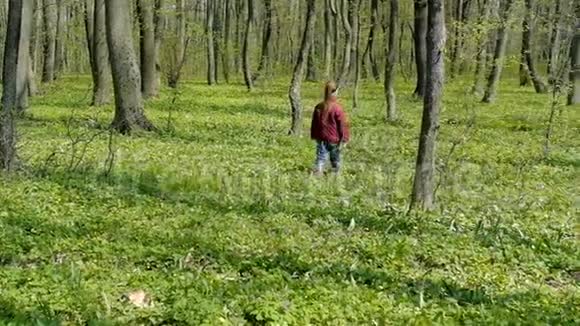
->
xmin=0 ymin=75 xmax=578 ymax=325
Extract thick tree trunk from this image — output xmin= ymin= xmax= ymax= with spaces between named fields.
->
xmin=54 ymin=0 xmax=65 ymax=79
xmin=413 ymin=0 xmax=427 ymax=98
xmin=206 ymin=0 xmax=216 ymax=85
xmin=522 ymin=0 xmax=547 ymax=93
xmin=16 ymin=0 xmax=32 ymax=112
xmin=482 ymin=0 xmax=514 ymax=103
xmin=242 ymin=0 xmax=254 ymax=90
xmin=41 ymin=0 xmax=56 ymax=83
xmin=410 ymin=0 xmax=445 ymax=211
xmin=336 ymin=0 xmax=352 ymax=88
xmin=361 ymin=0 xmax=380 ymax=82
xmin=168 ymin=0 xmax=187 ymax=88
xmin=154 ymin=0 xmax=164 ymax=89
xmin=91 ymin=0 xmax=110 ymax=106
xmin=385 ymin=0 xmax=398 ymax=121
xmin=213 ymin=0 xmax=222 ymax=83
xmin=137 ymin=0 xmax=159 ymax=98
xmin=289 ymin=0 xmax=316 ymax=135
xmin=105 ymin=0 xmax=155 ymax=134
xmin=569 ymin=24 xmax=580 ymax=105
xmin=253 ymin=0 xmax=272 ymax=83
xmin=29 ymin=0 xmax=41 ymax=95
xmin=1 ymin=0 xmax=23 ymax=171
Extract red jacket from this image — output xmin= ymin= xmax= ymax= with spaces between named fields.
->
xmin=310 ymin=100 xmax=350 ymax=144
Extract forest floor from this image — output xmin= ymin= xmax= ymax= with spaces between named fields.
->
xmin=0 ymin=75 xmax=579 ymax=324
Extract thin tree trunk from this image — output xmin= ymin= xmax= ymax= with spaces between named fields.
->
xmin=253 ymin=0 xmax=272 ymax=83
xmin=223 ymin=0 xmax=231 ymax=83
xmin=91 ymin=0 xmax=110 ymax=106
xmin=137 ymin=0 xmax=159 ymax=98
xmin=472 ymin=0 xmax=489 ymax=94
xmin=522 ymin=0 xmax=547 ymax=93
xmin=242 ymin=0 xmax=254 ymax=90
xmin=336 ymin=0 xmax=352 ymax=88
xmin=105 ymin=0 xmax=155 ymax=134
xmin=54 ymin=0 xmax=65 ymax=79
xmin=168 ymin=0 xmax=187 ymax=88
xmin=324 ymin=0 xmax=333 ymax=79
xmin=29 ymin=0 xmax=42 ymax=95
xmin=547 ymin=0 xmax=562 ymax=85
xmin=385 ymin=0 xmax=398 ymax=121
xmin=16 ymin=0 xmax=32 ymax=112
xmin=410 ymin=0 xmax=446 ymax=211
xmin=84 ymin=0 xmax=95 ymax=85
xmin=306 ymin=31 xmax=317 ymax=82
xmin=289 ymin=0 xmax=316 ymax=135
xmin=482 ymin=0 xmax=514 ymax=103
xmin=450 ymin=0 xmax=464 ymax=79
xmin=362 ymin=0 xmax=380 ymax=82
xmin=154 ymin=0 xmax=164 ymax=90
xmin=569 ymin=24 xmax=580 ymax=105
xmin=1 ymin=0 xmax=24 ymax=171
xmin=213 ymin=0 xmax=222 ymax=83
xmin=206 ymin=0 xmax=216 ymax=85
xmin=413 ymin=0 xmax=427 ymax=98
xmin=42 ymin=0 xmax=56 ymax=83
xmin=352 ymin=0 xmax=362 ymax=109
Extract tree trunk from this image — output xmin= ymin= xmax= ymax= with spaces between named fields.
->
xmin=84 ymin=0 xmax=95 ymax=84
xmin=105 ymin=0 xmax=155 ymax=134
xmin=213 ymin=0 xmax=222 ymax=83
xmin=522 ymin=0 xmax=547 ymax=93
xmin=547 ymin=0 xmax=562 ymax=85
xmin=472 ymin=0 xmax=489 ymax=94
xmin=336 ymin=0 xmax=352 ymax=88
xmin=223 ymin=0 xmax=231 ymax=83
xmin=16 ymin=0 xmax=32 ymax=112
xmin=362 ymin=0 xmax=380 ymax=82
xmin=91 ymin=0 xmax=110 ymax=106
xmin=352 ymin=0 xmax=362 ymax=109
xmin=41 ymin=0 xmax=56 ymax=83
xmin=306 ymin=31 xmax=317 ymax=82
xmin=253 ymin=0 xmax=272 ymax=83
xmin=168 ymin=0 xmax=187 ymax=88
xmin=154 ymin=0 xmax=164 ymax=90
xmin=54 ymin=0 xmax=66 ymax=79
xmin=482 ymin=0 xmax=514 ymax=103
xmin=569 ymin=24 xmax=580 ymax=105
xmin=413 ymin=0 xmax=427 ymax=98
xmin=324 ymin=0 xmax=333 ymax=79
xmin=206 ymin=0 xmax=216 ymax=85
xmin=289 ymin=0 xmax=316 ymax=135
xmin=410 ymin=0 xmax=446 ymax=211
xmin=137 ymin=0 xmax=159 ymax=98
xmin=449 ymin=0 xmax=464 ymax=79
xmin=29 ymin=0 xmax=42 ymax=95
xmin=385 ymin=0 xmax=398 ymax=121
xmin=1 ymin=0 xmax=24 ymax=171
xmin=242 ymin=0 xmax=254 ymax=90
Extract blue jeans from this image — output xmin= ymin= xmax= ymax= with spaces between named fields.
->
xmin=314 ymin=141 xmax=341 ymax=173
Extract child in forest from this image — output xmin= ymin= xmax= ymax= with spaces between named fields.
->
xmin=310 ymin=81 xmax=350 ymax=175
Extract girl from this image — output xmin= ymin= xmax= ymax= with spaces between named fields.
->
xmin=310 ymin=81 xmax=350 ymax=175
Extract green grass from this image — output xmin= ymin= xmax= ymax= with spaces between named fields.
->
xmin=0 ymin=75 xmax=579 ymax=325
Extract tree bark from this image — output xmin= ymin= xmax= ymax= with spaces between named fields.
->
xmin=105 ymin=0 xmax=155 ymax=134
xmin=336 ymin=0 xmax=353 ymax=88
xmin=84 ymin=0 xmax=95 ymax=84
xmin=137 ymin=0 xmax=159 ymax=98
xmin=449 ymin=0 xmax=465 ymax=79
xmin=213 ymin=0 xmax=223 ymax=83
xmin=41 ymin=0 xmax=56 ymax=83
xmin=253 ymin=0 xmax=272 ymax=83
xmin=413 ymin=0 xmax=427 ymax=98
xmin=521 ymin=0 xmax=547 ymax=93
xmin=472 ymin=0 xmax=489 ymax=94
xmin=29 ymin=0 xmax=42 ymax=95
xmin=16 ymin=0 xmax=32 ymax=111
xmin=54 ymin=0 xmax=66 ymax=79
xmin=324 ymin=0 xmax=333 ymax=79
xmin=385 ymin=0 xmax=398 ymax=121
xmin=168 ymin=0 xmax=187 ymax=88
xmin=306 ymin=31 xmax=317 ymax=82
xmin=242 ymin=0 xmax=254 ymax=90
xmin=352 ymin=0 xmax=362 ymax=109
xmin=361 ymin=0 xmax=380 ymax=82
xmin=91 ymin=0 xmax=110 ymax=106
xmin=205 ymin=0 xmax=216 ymax=85
xmin=154 ymin=0 xmax=164 ymax=89
xmin=547 ymin=0 xmax=562 ymax=85
xmin=223 ymin=0 xmax=232 ymax=83
xmin=1 ymin=0 xmax=24 ymax=171
xmin=289 ymin=0 xmax=316 ymax=135
xmin=569 ymin=23 xmax=580 ymax=105
xmin=410 ymin=0 xmax=446 ymax=211
xmin=482 ymin=0 xmax=514 ymax=103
